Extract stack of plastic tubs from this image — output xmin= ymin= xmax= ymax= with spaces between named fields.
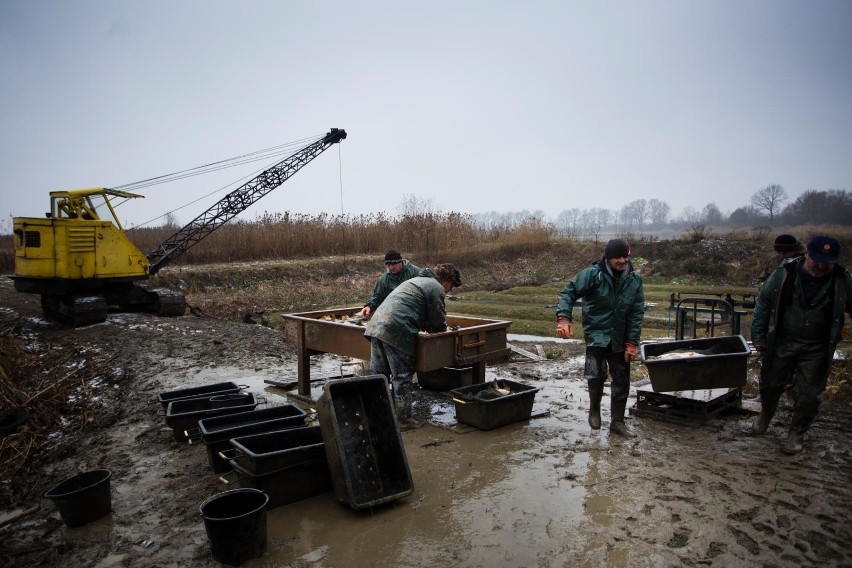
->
xmin=226 ymin=425 xmax=332 ymax=509
xmin=197 ymin=405 xmax=308 ymax=473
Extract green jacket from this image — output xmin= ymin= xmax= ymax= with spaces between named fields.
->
xmin=364 ymin=275 xmax=447 ymax=356
xmin=556 ymin=259 xmax=645 ymax=350
xmin=363 ymin=260 xmax=421 ymax=311
xmin=751 ymin=258 xmax=852 ymax=354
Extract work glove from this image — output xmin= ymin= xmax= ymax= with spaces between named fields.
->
xmin=359 ymin=306 xmax=371 ymax=319
xmin=556 ymin=317 xmax=573 ymax=339
xmin=624 ymin=342 xmax=638 ymax=362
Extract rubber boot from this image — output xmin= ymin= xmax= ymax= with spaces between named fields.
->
xmin=782 ymin=429 xmax=804 ymax=455
xmin=751 ymin=393 xmax=780 ymax=435
xmin=588 ymin=382 xmax=603 ymax=430
xmin=609 ymin=400 xmax=636 ymax=438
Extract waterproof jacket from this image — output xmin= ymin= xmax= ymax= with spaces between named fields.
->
xmin=556 ymin=258 xmax=645 ymax=350
xmin=751 ymin=258 xmax=852 ymax=356
xmin=364 ymin=275 xmax=447 ymax=356
xmin=363 ymin=260 xmax=421 ymax=312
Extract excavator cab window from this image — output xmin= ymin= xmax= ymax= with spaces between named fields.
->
xmin=25 ymin=231 xmax=41 ymax=248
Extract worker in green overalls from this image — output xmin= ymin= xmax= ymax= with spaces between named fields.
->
xmin=751 ymin=236 xmax=852 ymax=454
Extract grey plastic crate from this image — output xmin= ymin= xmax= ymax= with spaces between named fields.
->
xmin=640 ymin=335 xmax=750 ymax=392
xmin=316 ymin=375 xmax=413 ymax=510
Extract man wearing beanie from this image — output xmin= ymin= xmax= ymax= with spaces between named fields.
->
xmin=751 ymin=235 xmax=852 ymax=454
xmin=555 ymin=238 xmax=645 ymax=437
xmin=757 ymin=234 xmax=804 ymax=286
xmin=359 ymin=249 xmax=421 ymax=319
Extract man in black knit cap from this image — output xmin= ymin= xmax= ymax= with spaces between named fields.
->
xmin=359 ymin=250 xmax=421 ymax=319
xmin=757 ymin=234 xmax=803 ymax=286
xmin=555 ymin=239 xmax=645 ymax=437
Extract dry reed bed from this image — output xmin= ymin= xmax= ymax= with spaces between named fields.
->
xmin=0 ymin=333 xmax=126 ymax=502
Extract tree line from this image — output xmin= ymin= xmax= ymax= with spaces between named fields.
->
xmin=470 ymin=186 xmax=851 ymax=239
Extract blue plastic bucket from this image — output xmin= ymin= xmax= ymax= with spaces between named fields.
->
xmin=199 ymin=488 xmax=268 ymax=566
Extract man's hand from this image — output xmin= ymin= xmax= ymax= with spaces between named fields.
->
xmin=359 ymin=306 xmax=371 ymax=319
xmin=624 ymin=342 xmax=638 ymax=362
xmin=556 ymin=317 xmax=573 ymax=339
xmin=753 ymin=344 xmax=767 ymax=352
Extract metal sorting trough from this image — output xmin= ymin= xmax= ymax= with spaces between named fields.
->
xmin=283 ymin=307 xmax=512 ymax=397
xmin=640 ymin=335 xmax=750 ymax=392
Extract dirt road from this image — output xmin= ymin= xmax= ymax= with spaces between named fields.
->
xmin=1 ymin=279 xmax=851 ymax=567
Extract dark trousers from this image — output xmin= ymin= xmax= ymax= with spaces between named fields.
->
xmin=584 ymin=345 xmax=631 ymax=405
xmin=759 ymin=339 xmax=831 ymax=434
xmin=369 ymin=338 xmax=415 ymax=420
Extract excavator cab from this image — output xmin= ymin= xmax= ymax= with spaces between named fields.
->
xmin=48 ymin=187 xmax=140 ymax=225
xmin=11 ymin=188 xmax=183 ymax=325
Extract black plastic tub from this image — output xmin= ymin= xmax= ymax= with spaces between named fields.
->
xmin=230 ymin=425 xmax=325 ymax=475
xmin=166 ymin=393 xmax=258 ymax=443
xmin=44 ymin=469 xmax=112 ymax=527
xmin=199 ymin=488 xmax=268 ymax=566
xmin=226 ymin=458 xmax=332 ymax=510
xmin=450 ymin=379 xmax=540 ymax=430
xmin=417 ymin=366 xmax=475 ymax=391
xmin=316 ymin=375 xmax=413 ymax=510
xmin=640 ymin=335 xmax=750 ymax=392
xmin=157 ymin=382 xmax=243 ymax=409
xmin=198 ymin=405 xmax=308 ymax=474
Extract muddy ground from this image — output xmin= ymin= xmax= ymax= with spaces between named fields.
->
xmin=1 ymin=278 xmax=851 ymax=568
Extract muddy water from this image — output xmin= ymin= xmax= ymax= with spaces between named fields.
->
xmin=132 ymin=347 xmax=850 ymax=567
xmin=195 ymin=353 xmax=650 ymax=568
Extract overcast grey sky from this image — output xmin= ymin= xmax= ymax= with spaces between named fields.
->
xmin=1 ymin=0 xmax=850 ymax=229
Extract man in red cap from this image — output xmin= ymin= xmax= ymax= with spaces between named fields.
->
xmin=751 ymin=236 xmax=852 ymax=454
xmin=555 ymin=238 xmax=645 ymax=437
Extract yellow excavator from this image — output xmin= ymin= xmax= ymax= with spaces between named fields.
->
xmin=11 ymin=128 xmax=346 ymax=326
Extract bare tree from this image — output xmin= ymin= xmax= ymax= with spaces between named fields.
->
xmin=647 ymin=199 xmax=670 ymax=225
xmin=555 ymin=208 xmax=582 ymax=237
xmin=677 ymin=206 xmax=702 ymax=225
xmin=397 ymin=194 xmax=437 ymax=217
xmin=702 ymin=203 xmax=724 ymax=226
xmin=750 ymin=184 xmax=787 ymax=223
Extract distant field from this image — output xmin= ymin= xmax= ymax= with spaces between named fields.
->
xmin=448 ymin=282 xmax=760 ymax=341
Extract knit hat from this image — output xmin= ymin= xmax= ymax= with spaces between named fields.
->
xmin=384 ymin=249 xmax=403 ymax=263
xmin=604 ymin=239 xmax=630 ymax=259
xmin=806 ymin=236 xmax=840 ymax=263
xmin=773 ymin=234 xmax=801 ymax=253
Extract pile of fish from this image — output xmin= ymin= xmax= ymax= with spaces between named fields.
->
xmin=646 ymin=345 xmax=727 ymax=361
xmin=318 ymin=313 xmax=365 ymax=326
